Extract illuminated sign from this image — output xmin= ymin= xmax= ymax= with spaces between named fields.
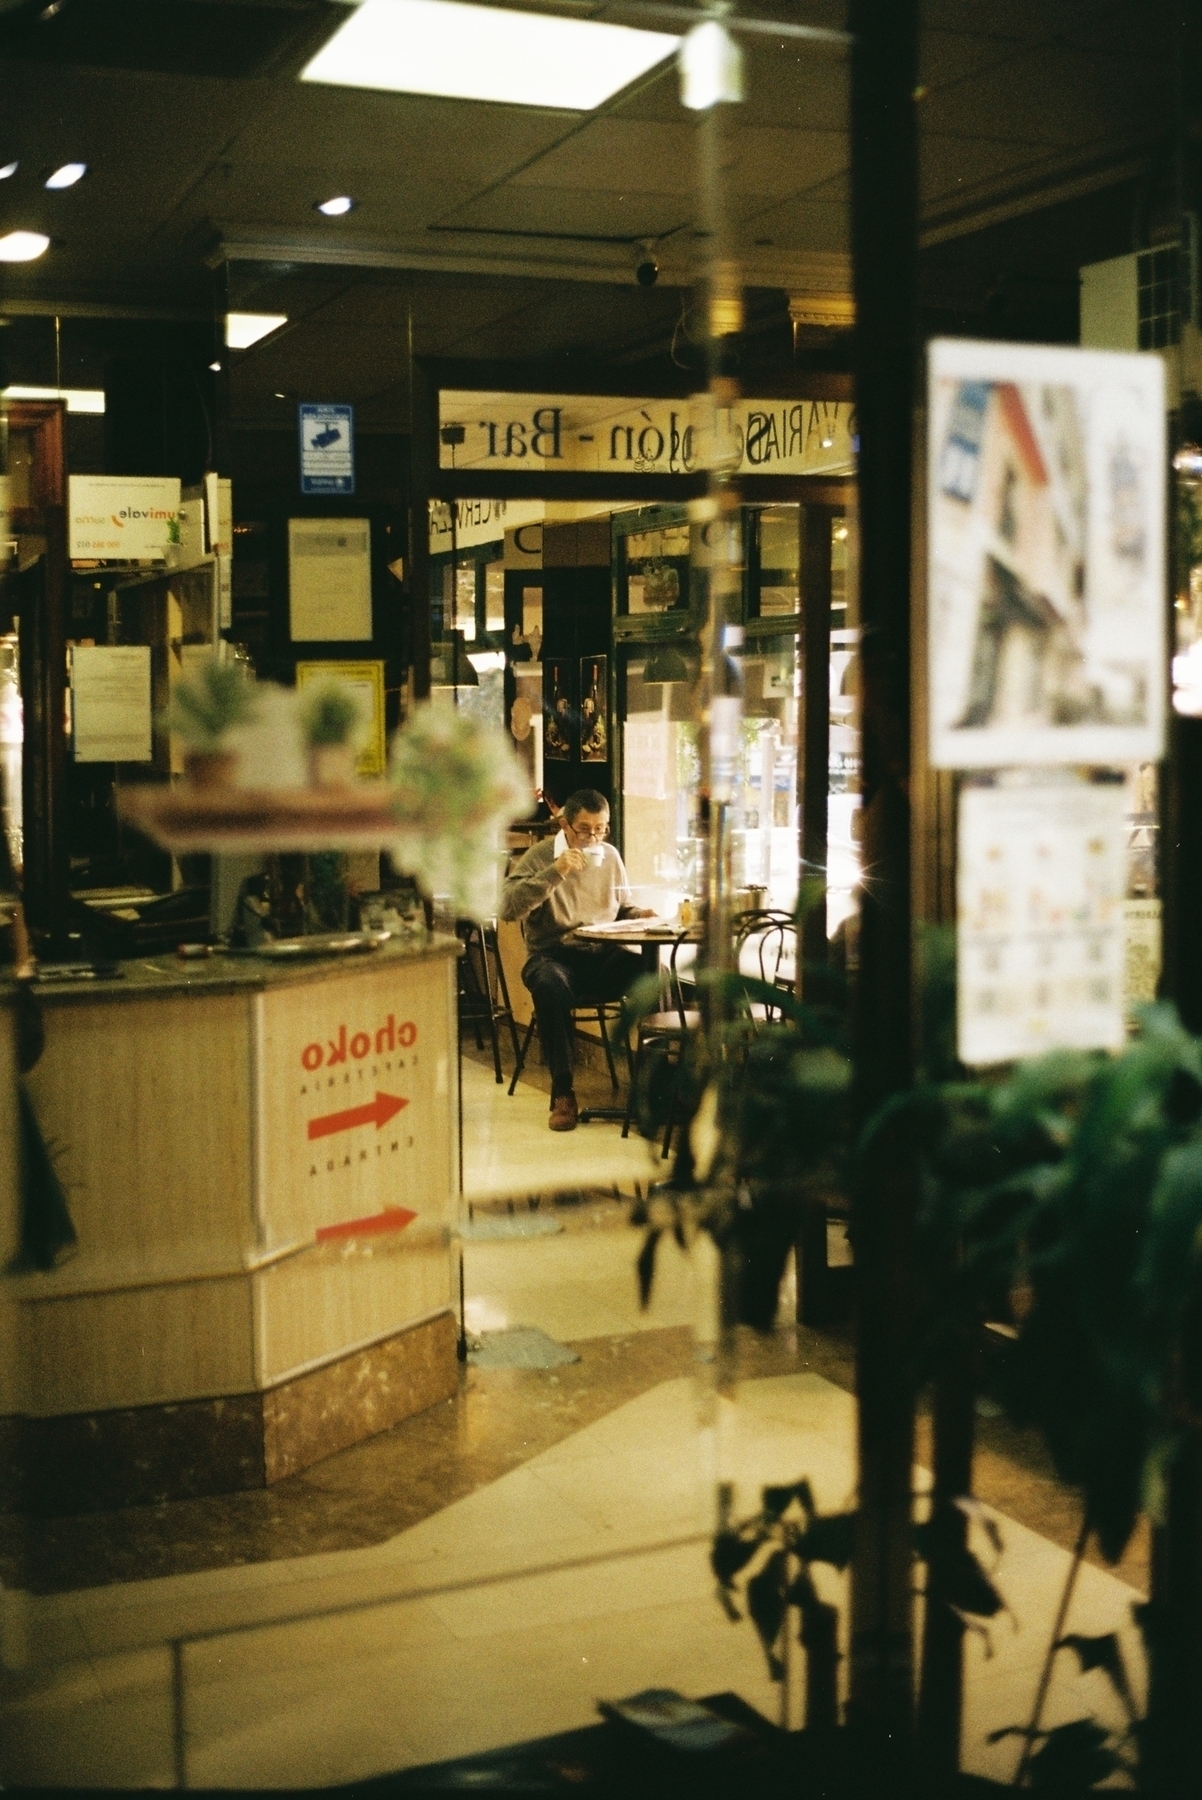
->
xmin=437 ymin=391 xmax=855 ymax=479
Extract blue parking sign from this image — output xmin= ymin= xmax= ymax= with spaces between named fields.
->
xmin=299 ymin=403 xmax=355 ymax=495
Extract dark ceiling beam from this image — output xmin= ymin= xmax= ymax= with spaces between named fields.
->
xmin=919 ymin=139 xmax=1156 ymax=247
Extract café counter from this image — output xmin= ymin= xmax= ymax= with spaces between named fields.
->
xmin=2 ymin=935 xmax=461 ymax=1512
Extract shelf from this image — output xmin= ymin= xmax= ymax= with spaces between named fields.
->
xmin=119 ymin=781 xmax=400 ymax=854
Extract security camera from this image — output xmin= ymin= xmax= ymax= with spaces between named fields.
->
xmin=634 ymin=242 xmax=659 ymax=287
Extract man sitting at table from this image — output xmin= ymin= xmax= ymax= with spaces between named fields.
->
xmin=500 ymin=788 xmax=654 ymax=1132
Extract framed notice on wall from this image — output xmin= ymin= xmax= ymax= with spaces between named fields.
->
xmin=295 ymin=660 xmax=386 ymax=777
xmin=928 ymin=337 xmax=1165 ymax=769
xmin=288 ymin=518 xmax=372 ymax=642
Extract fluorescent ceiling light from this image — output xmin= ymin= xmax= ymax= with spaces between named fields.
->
xmin=316 ymin=194 xmax=355 ymax=216
xmin=0 ymin=230 xmax=50 ymax=261
xmin=225 ymin=311 xmax=288 ymax=349
xmin=2 ymin=384 xmax=105 ymax=413
xmin=0 ymin=161 xmax=18 ymax=180
xmin=44 ymin=161 xmax=87 ymax=189
xmin=302 ymin=0 xmax=679 ymax=111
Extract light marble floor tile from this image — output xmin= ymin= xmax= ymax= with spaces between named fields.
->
xmin=461 ymin=1056 xmax=657 ymax=1202
xmin=461 ymin=1227 xmax=703 ymax=1341
xmin=2 ymin=1367 xmax=1146 ymax=1792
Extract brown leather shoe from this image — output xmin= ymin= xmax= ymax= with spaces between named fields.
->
xmin=549 ymin=1092 xmax=578 ymax=1132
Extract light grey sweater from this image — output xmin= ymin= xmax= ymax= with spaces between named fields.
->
xmin=500 ymin=838 xmax=636 ymax=954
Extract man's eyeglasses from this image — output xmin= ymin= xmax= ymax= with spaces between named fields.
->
xmin=568 ymin=822 xmax=609 ymax=842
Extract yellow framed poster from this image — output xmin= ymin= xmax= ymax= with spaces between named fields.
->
xmin=295 ymin=659 xmax=387 ymax=777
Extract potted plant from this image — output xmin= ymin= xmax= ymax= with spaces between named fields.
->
xmin=298 ymin=678 xmax=366 ymax=787
xmin=164 ymin=656 xmax=258 ymax=785
xmin=627 ymin=930 xmax=1202 ymax=1792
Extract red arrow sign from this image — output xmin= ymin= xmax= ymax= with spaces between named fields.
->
xmin=316 ymin=1207 xmax=416 ymax=1245
xmin=307 ymin=1091 xmax=408 ymax=1141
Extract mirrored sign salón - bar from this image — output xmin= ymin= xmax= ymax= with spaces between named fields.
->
xmin=438 ymin=390 xmax=855 ymax=480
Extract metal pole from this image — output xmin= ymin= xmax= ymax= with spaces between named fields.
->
xmin=171 ymin=1639 xmax=187 ymax=1789
xmin=845 ymin=0 xmax=920 ymax=1773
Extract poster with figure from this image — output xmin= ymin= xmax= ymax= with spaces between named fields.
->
xmin=928 ymin=338 xmax=1164 ymax=769
xmin=957 ymin=782 xmax=1127 ymax=1067
xmin=543 ymin=660 xmax=571 ymax=762
xmin=580 ymin=655 xmax=608 ymax=763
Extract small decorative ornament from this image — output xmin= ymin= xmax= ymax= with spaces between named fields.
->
xmin=641 ymin=560 xmax=680 ymax=610
xmin=388 ymin=699 xmax=531 ymax=917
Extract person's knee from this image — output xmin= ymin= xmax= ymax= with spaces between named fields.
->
xmin=525 ymin=961 xmax=575 ymax=1005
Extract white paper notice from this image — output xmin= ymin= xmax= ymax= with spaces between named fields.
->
xmin=957 ymin=783 xmax=1126 ymax=1066
xmin=288 ymin=518 xmax=372 ymax=642
xmin=71 ymin=645 xmax=152 ymax=763
xmin=623 ymin=717 xmax=671 ymax=800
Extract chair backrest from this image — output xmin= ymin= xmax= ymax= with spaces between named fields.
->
xmin=734 ymin=914 xmax=798 ymax=1021
xmin=662 ymin=930 xmax=697 ymax=1029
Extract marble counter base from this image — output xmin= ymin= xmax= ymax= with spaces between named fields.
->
xmin=17 ymin=1310 xmax=457 ymax=1516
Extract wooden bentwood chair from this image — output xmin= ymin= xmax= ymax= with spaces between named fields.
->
xmin=622 ymin=930 xmax=700 ymax=1158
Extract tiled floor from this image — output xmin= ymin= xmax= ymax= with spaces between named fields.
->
xmin=0 ymin=1042 xmax=1150 ymax=1788
xmin=460 ymin=1035 xmax=661 ymax=1203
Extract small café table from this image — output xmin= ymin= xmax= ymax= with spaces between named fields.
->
xmin=568 ymin=918 xmax=702 ymax=1124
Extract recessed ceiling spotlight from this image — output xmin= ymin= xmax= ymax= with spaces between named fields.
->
xmin=274 ymin=391 xmax=288 ymax=400
xmin=315 ymin=195 xmax=355 ymax=217
xmin=45 ymin=161 xmax=87 ymax=189
xmin=302 ymin=0 xmax=679 ymax=111
xmin=0 ymin=162 xmax=18 ymax=181
xmin=208 ymin=360 xmax=222 ymax=373
xmin=0 ymin=230 xmax=50 ymax=262
xmin=225 ymin=311 xmax=288 ymax=349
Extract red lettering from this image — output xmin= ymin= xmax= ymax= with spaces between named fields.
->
xmin=398 ymin=1021 xmax=417 ymax=1048
xmin=350 ymin=1032 xmax=370 ymax=1059
xmin=327 ymin=1024 xmax=348 ymax=1065
xmin=302 ymin=1043 xmax=323 ymax=1071
xmin=375 ymin=1013 xmax=396 ymax=1055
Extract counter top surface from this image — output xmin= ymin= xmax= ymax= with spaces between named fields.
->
xmin=2 ymin=932 xmax=461 ymax=1004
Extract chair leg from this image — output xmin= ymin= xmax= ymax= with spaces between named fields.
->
xmin=475 ymin=929 xmax=504 ymax=1084
xmin=508 ymin=1016 xmax=537 ymax=1096
xmin=488 ymin=933 xmax=522 ymax=1070
xmin=595 ymin=1008 xmax=620 ymax=1092
xmin=622 ymin=1032 xmax=644 ymax=1138
xmin=486 ymin=1008 xmax=503 ymax=1083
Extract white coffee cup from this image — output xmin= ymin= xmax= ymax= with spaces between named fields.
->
xmin=582 ymin=844 xmax=605 ymax=868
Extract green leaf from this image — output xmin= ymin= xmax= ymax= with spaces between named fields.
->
xmin=1026 ymin=1718 xmax=1119 ymax=1792
xmin=797 ymin=1511 xmax=857 ymax=1570
xmin=710 ymin=1528 xmax=761 ymax=1588
xmin=636 ymin=1229 xmax=661 ymax=1308
xmin=1057 ymin=1633 xmax=1137 ymax=1719
xmin=762 ymin=1480 xmax=814 ymax=1521
xmin=747 ymin=1551 xmax=788 ymax=1680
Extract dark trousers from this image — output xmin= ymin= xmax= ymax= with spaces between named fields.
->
xmin=521 ymin=944 xmax=641 ymax=1098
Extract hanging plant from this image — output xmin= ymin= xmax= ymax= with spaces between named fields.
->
xmin=387 ymin=698 xmax=531 ymax=918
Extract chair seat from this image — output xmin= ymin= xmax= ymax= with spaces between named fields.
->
xmin=641 ymin=1009 xmax=700 ymax=1034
